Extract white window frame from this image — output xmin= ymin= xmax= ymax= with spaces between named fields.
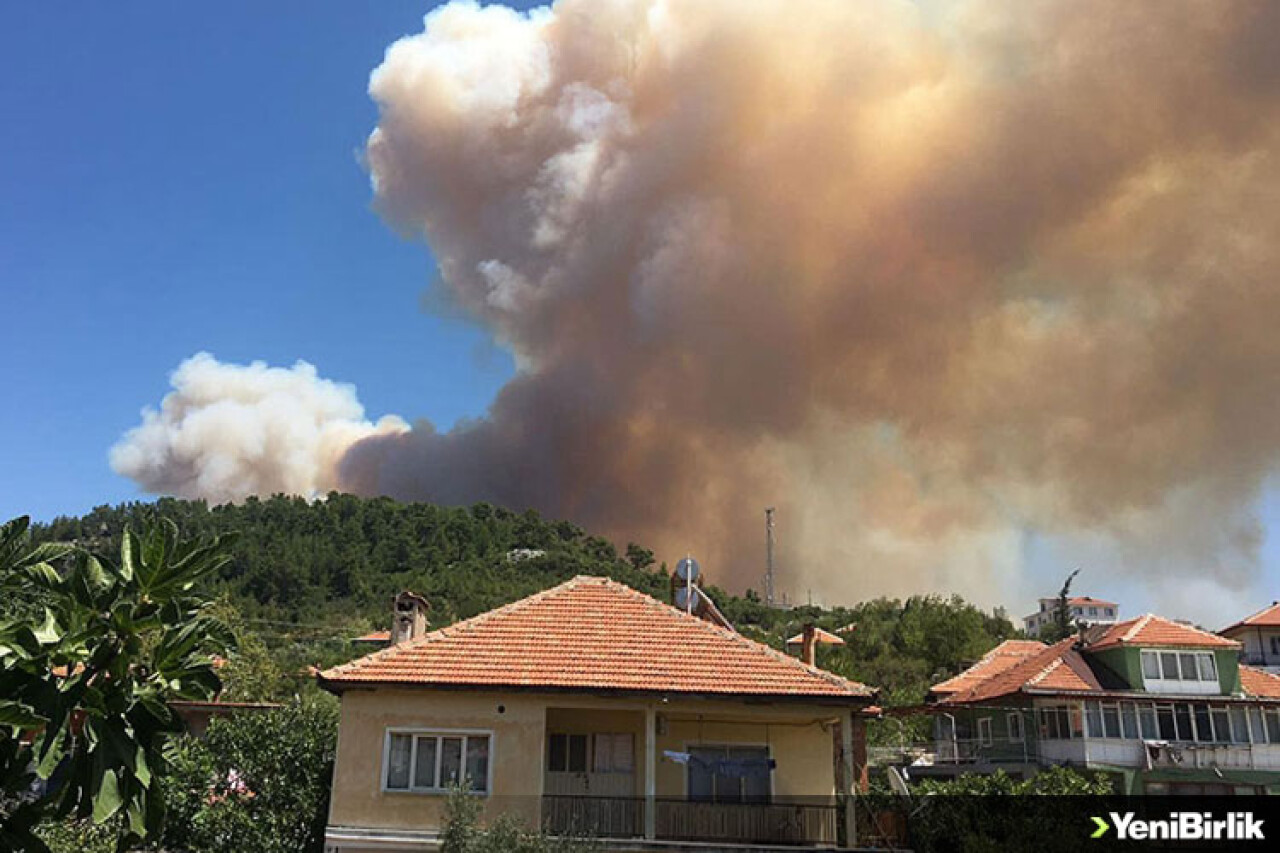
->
xmin=978 ymin=717 xmax=993 ymax=747
xmin=1006 ymin=712 xmax=1023 ymax=742
xmin=382 ymin=727 xmax=494 ymax=796
xmin=1140 ymin=650 xmax=1220 ymax=694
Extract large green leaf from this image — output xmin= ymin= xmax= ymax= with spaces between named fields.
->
xmin=0 ymin=699 xmax=43 ymax=728
xmin=92 ymin=768 xmax=122 ymax=823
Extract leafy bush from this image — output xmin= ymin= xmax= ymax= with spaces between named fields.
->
xmin=158 ymin=697 xmax=338 ymax=853
xmin=440 ymin=787 xmax=596 ymax=853
xmin=908 ymin=767 xmax=1114 ymax=853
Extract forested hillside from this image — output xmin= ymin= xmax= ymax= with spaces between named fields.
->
xmin=30 ymin=494 xmax=1017 ymax=720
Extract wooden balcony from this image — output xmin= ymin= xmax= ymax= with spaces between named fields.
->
xmin=542 ymin=795 xmax=841 ymax=847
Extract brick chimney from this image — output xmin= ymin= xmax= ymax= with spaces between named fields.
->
xmin=801 ymin=622 xmax=817 ymax=666
xmin=391 ymin=591 xmax=430 ymax=645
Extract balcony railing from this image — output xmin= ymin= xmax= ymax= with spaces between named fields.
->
xmin=542 ymin=795 xmax=841 ymax=847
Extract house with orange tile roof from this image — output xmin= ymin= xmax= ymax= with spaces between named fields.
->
xmin=317 ymin=576 xmax=878 ymax=851
xmin=910 ymin=614 xmax=1280 ymax=794
xmin=1221 ymin=602 xmax=1280 ymax=674
xmin=1023 ymin=595 xmax=1120 ymax=638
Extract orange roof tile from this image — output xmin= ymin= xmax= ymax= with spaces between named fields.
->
xmin=1221 ymin=602 xmax=1280 ymax=635
xmin=353 ymin=630 xmax=392 ymax=643
xmin=1066 ymin=596 xmax=1117 ymax=608
xmin=935 ymin=639 xmax=1103 ymax=704
xmin=1241 ymin=665 xmax=1280 ymax=699
xmin=320 ymin=576 xmax=874 ymax=702
xmin=930 ymin=640 xmax=1046 ymax=696
xmin=1088 ymin=614 xmax=1239 ymax=651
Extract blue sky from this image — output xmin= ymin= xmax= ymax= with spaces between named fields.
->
xmin=2 ymin=2 xmax=1277 ymax=624
xmin=1 ymin=2 xmax=532 ymax=523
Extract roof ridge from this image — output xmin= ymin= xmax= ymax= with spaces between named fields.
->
xmin=1222 ymin=601 xmax=1280 ymax=633
xmin=1120 ymin=613 xmax=1154 ymax=642
xmin=597 ymin=576 xmax=870 ymax=695
xmin=324 ymin=575 xmax=590 ymax=678
xmin=1139 ymin=612 xmax=1238 ymax=646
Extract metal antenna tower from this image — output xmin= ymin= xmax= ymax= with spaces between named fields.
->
xmin=764 ymin=507 xmax=776 ymax=608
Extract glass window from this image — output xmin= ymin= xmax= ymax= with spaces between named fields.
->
xmin=1139 ymin=704 xmax=1158 ymax=740
xmin=1229 ymin=706 xmax=1249 ymax=744
xmin=568 ymin=734 xmax=588 ymax=772
xmin=1174 ymin=704 xmax=1193 ymax=741
xmin=1007 ymin=713 xmax=1023 ymax=742
xmin=1085 ymin=702 xmax=1103 ymax=738
xmin=549 ymin=733 xmax=588 ymax=772
xmin=593 ymin=733 xmax=634 ymax=773
xmin=1103 ymin=704 xmax=1121 ymax=739
xmin=1197 ymin=654 xmax=1218 ymax=682
xmin=465 ymin=736 xmax=489 ymax=791
xmin=387 ymin=732 xmax=491 ymax=793
xmin=1249 ymin=707 xmax=1268 ymax=744
xmin=1157 ymin=704 xmax=1176 ymax=740
xmin=1089 ymin=607 xmax=1098 ymax=616
xmin=1141 ymin=651 xmax=1160 ymax=680
xmin=1161 ymin=653 xmax=1180 ymax=680
xmin=1121 ymin=704 xmax=1138 ymax=740
xmin=688 ymin=746 xmax=772 ymax=805
xmin=979 ymin=718 xmax=993 ymax=746
xmin=1179 ymin=654 xmax=1199 ymax=681
xmin=1069 ymin=704 xmax=1084 ymax=738
xmin=549 ymin=733 xmax=567 ymax=771
xmin=1267 ymin=710 xmax=1280 ymax=745
xmin=730 ymin=747 xmax=771 ymax=804
xmin=387 ymin=734 xmax=412 ymax=790
xmin=1210 ymin=708 xmax=1231 ymax=744
xmin=414 ymin=737 xmax=438 ymax=788
xmin=440 ymin=737 xmax=464 ymax=787
xmin=1193 ymin=705 xmax=1213 ymax=742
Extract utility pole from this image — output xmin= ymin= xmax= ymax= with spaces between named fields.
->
xmin=764 ymin=507 xmax=776 ymax=608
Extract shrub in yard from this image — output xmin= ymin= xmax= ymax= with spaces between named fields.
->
xmin=158 ymin=697 xmax=338 ymax=853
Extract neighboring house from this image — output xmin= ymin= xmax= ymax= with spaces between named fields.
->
xmin=916 ymin=615 xmax=1280 ymax=794
xmin=317 ymin=576 xmax=878 ymax=852
xmin=1023 ymin=596 xmax=1119 ymax=638
xmin=1221 ymin=602 xmax=1280 ymax=674
xmin=170 ymin=699 xmax=280 ymax=738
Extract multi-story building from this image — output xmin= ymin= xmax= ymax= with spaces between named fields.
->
xmin=915 ymin=614 xmax=1280 ymax=794
xmin=1221 ymin=602 xmax=1280 ymax=674
xmin=1023 ymin=596 xmax=1119 ymax=638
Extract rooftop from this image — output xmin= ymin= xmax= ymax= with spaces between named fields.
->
xmin=1087 ymin=613 xmax=1239 ymax=651
xmin=1220 ymin=602 xmax=1280 ymax=635
xmin=320 ymin=576 xmax=874 ymax=702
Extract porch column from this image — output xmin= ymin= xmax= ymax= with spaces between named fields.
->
xmin=644 ymin=706 xmax=657 ymax=840
xmin=842 ymin=708 xmax=857 ymax=848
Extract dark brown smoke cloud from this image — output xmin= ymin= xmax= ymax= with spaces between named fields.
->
xmin=117 ymin=0 xmax=1280 ymax=616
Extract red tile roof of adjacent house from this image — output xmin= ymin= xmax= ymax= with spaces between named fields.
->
xmin=319 ymin=576 xmax=874 ymax=702
xmin=353 ymin=630 xmax=392 ymax=643
xmin=1088 ymin=614 xmax=1239 ymax=651
xmin=930 ymin=640 xmax=1046 ymax=697
xmin=934 ymin=639 xmax=1102 ymax=704
xmin=1220 ymin=602 xmax=1280 ymax=635
xmin=1240 ymin=665 xmax=1280 ymax=699
xmin=1066 ymin=596 xmax=1117 ymax=608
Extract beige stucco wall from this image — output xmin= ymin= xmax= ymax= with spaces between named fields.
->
xmin=327 ymin=688 xmax=847 ymax=839
xmin=328 ymin=688 xmax=546 ymax=832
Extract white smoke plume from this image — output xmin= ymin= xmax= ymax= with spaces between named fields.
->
xmin=111 ymin=353 xmax=406 ymax=505
xmin=114 ymin=0 xmax=1280 ymax=619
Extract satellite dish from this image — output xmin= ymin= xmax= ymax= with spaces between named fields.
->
xmin=674 ymin=586 xmax=703 ymax=611
xmin=886 ymin=767 xmax=911 ymax=797
xmin=675 ymin=556 xmax=701 ymax=583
